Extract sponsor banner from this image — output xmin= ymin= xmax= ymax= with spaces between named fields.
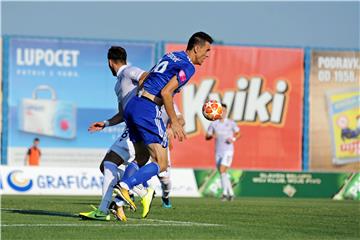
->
xmin=0 ymin=166 xmax=103 ymax=195
xmin=4 ymin=37 xmax=156 ymax=166
xmin=0 ymin=166 xmax=200 ymax=197
xmin=194 ymin=170 xmax=360 ymax=200
xmin=166 ymin=44 xmax=304 ymax=170
xmin=309 ymin=50 xmax=360 ymax=171
xmin=0 ymin=37 xmax=2 ymax=157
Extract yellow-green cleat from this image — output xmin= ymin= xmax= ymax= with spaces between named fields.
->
xmin=79 ymin=206 xmax=110 ymax=221
xmin=141 ymin=188 xmax=155 ymax=218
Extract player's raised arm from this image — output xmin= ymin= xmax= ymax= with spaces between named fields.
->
xmin=88 ymin=103 xmax=124 ymax=132
xmin=161 ymin=75 xmax=186 ymax=141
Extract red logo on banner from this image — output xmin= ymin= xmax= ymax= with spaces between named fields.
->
xmin=166 ymin=44 xmax=304 ymax=171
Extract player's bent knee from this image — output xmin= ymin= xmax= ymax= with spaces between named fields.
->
xmin=102 ymin=151 xmax=124 ymax=169
xmin=158 ymin=162 xmax=168 ymax=172
xmin=99 ymin=160 xmax=105 ymax=174
xmin=134 ymin=142 xmax=150 ymax=166
xmin=135 ymin=152 xmax=150 ymax=167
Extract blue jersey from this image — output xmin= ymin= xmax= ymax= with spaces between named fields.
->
xmin=143 ymin=51 xmax=195 ymax=98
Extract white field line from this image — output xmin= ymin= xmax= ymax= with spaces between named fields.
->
xmin=0 ymin=208 xmax=223 ymax=227
xmin=1 ymin=223 xmax=218 ymax=227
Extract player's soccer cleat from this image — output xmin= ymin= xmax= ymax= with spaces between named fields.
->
xmin=221 ymin=195 xmax=228 ymax=202
xmin=227 ymin=195 xmax=235 ymax=202
xmin=109 ymin=201 xmax=127 ymax=222
xmin=114 ymin=183 xmax=137 ymax=211
xmin=161 ymin=197 xmax=172 ymax=208
xmin=141 ymin=188 xmax=155 ymax=218
xmin=112 ymin=194 xmax=135 ymax=210
xmin=79 ymin=206 xmax=110 ymax=221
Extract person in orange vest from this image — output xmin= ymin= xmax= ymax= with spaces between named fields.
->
xmin=25 ymin=138 xmax=41 ymax=166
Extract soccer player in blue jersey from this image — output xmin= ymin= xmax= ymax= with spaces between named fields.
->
xmin=114 ymin=32 xmax=213 ymax=210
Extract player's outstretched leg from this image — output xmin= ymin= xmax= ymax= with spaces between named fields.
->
xmin=117 ymin=161 xmax=156 ymax=217
xmin=114 ymin=161 xmax=140 ymax=211
xmin=99 ymin=161 xmax=124 ymax=212
xmin=80 ymin=160 xmax=123 ymax=221
xmin=114 ymin=161 xmax=159 ymax=211
xmin=115 ymin=142 xmax=165 ymax=216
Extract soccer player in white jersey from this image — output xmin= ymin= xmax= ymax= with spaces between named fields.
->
xmin=206 ymin=104 xmax=240 ymax=201
xmin=79 ymin=46 xmax=154 ymax=221
xmin=79 ymin=46 xmax=179 ymax=221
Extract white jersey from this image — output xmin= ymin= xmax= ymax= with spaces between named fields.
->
xmin=207 ymin=118 xmax=240 ymax=154
xmin=109 ymin=123 xmax=135 ymax=165
xmin=114 ymin=65 xmax=145 ymax=110
xmin=109 ymin=65 xmax=144 ymax=163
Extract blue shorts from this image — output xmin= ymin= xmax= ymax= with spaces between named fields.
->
xmin=124 ymin=96 xmax=168 ymax=147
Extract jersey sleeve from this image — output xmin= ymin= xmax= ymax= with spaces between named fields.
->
xmin=125 ymin=66 xmax=145 ymax=82
xmin=176 ymin=62 xmax=195 ymax=87
xmin=232 ymin=121 xmax=240 ymax=133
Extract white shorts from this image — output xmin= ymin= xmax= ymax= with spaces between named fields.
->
xmin=215 ymin=151 xmax=234 ymax=168
xmin=109 ymin=134 xmax=135 ymax=165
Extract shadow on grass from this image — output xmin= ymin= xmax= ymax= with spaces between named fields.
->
xmin=70 ymin=202 xmax=99 ymax=205
xmin=3 ymin=208 xmax=79 ymax=219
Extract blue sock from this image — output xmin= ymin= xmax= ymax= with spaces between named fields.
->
xmin=123 ymin=162 xmax=160 ymax=189
xmin=121 ymin=162 xmax=139 ymax=181
xmin=143 ymin=181 xmax=149 ymax=188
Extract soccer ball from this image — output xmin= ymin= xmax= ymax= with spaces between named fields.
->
xmin=202 ymin=100 xmax=223 ymax=121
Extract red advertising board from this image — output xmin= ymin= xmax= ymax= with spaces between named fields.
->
xmin=166 ymin=44 xmax=304 ymax=170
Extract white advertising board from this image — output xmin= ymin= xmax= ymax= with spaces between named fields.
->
xmin=0 ymin=166 xmax=200 ymax=197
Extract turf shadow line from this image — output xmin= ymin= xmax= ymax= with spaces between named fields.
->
xmin=3 ymin=209 xmax=78 ymax=218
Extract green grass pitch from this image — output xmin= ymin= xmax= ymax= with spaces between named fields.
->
xmin=1 ymin=195 xmax=359 ymax=240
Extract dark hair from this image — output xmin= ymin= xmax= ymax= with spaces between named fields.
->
xmin=221 ymin=103 xmax=227 ymax=109
xmin=34 ymin=138 xmax=40 ymax=142
xmin=186 ymin=32 xmax=213 ymax=51
xmin=107 ymin=46 xmax=127 ymax=63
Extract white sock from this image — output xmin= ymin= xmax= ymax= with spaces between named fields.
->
xmin=158 ymin=170 xmax=171 ymax=199
xmin=114 ymin=196 xmax=126 ymax=207
xmin=120 ymin=182 xmax=130 ymax=190
xmin=132 ymin=184 xmax=148 ymax=198
xmin=98 ymin=161 xmax=123 ymax=213
xmin=226 ymin=173 xmax=234 ymax=196
xmin=221 ymin=173 xmax=228 ymax=196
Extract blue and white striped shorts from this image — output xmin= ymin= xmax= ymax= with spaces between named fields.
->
xmin=124 ymin=96 xmax=168 ymax=148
